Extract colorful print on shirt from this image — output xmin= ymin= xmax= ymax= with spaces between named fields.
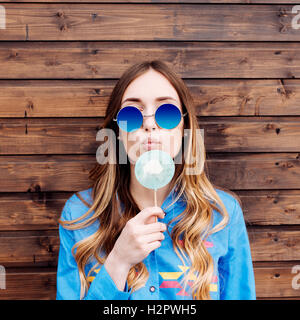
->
xmin=158 ymin=239 xmax=217 ymax=297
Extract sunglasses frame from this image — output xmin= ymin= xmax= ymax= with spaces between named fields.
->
xmin=113 ymin=103 xmax=187 ymax=131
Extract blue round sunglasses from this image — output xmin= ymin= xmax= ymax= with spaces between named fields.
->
xmin=113 ymin=103 xmax=187 ymax=132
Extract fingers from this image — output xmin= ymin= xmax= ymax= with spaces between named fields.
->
xmin=140 ymin=232 xmax=165 ymax=244
xmin=146 ymin=215 xmax=157 ymax=224
xmin=134 ymin=206 xmax=165 ymax=224
xmin=140 ymin=221 xmax=167 ymax=235
xmin=147 ymin=240 xmax=162 ymax=252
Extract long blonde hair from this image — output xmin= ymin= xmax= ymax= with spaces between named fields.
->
xmin=59 ymin=60 xmax=240 ymax=299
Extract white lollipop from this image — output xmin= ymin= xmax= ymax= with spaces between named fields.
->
xmin=135 ymin=150 xmax=175 ymax=220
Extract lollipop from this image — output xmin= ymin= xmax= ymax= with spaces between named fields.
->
xmin=135 ymin=149 xmax=175 ymax=222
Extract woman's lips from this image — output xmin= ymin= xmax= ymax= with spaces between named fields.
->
xmin=142 ymin=141 xmax=161 ymax=150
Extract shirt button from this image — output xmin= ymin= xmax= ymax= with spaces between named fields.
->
xmin=149 ymin=286 xmax=156 ymax=293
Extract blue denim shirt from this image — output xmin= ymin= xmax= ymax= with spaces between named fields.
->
xmin=56 ymin=186 xmax=256 ymax=300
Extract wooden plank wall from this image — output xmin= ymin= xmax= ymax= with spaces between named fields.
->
xmin=0 ymin=0 xmax=300 ymax=300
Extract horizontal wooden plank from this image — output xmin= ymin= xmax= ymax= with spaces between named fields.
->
xmin=248 ymin=227 xmax=300 ymax=262
xmin=0 ymin=4 xmax=299 ymax=41
xmin=1 ymin=227 xmax=300 ymax=267
xmin=0 ymin=42 xmax=300 ymax=79
xmin=1 ymin=79 xmax=300 ymax=117
xmin=239 ymin=190 xmax=300 ymax=226
xmin=0 ymin=270 xmax=57 ymax=300
xmin=0 ymin=118 xmax=102 ymax=155
xmin=0 ymin=264 xmax=299 ymax=299
xmin=189 ymin=79 xmax=300 ymax=116
xmin=1 ymin=117 xmax=300 ymax=154
xmin=203 ymin=118 xmax=300 ymax=152
xmin=206 ymin=153 xmax=300 ymax=190
xmin=0 ymin=80 xmax=110 ymax=118
xmin=0 ymin=190 xmax=300 ymax=231
xmin=0 ymin=193 xmax=69 ymax=231
xmin=0 ymin=155 xmax=95 ymax=192
xmin=254 ymin=264 xmax=300 ymax=298
xmin=0 ymin=231 xmax=59 ymax=267
xmin=0 ymin=153 xmax=300 ymax=192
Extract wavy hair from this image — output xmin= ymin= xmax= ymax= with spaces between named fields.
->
xmin=59 ymin=60 xmax=241 ymax=300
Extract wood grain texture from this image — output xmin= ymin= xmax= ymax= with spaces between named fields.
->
xmin=0 ymin=269 xmax=57 ymax=300
xmin=0 ymin=4 xmax=299 ymax=41
xmin=0 ymin=231 xmax=59 ymax=267
xmin=1 ymin=190 xmax=300 ymax=231
xmin=1 ymin=117 xmax=300 ymax=154
xmin=0 ymin=193 xmax=69 ymax=231
xmin=1 ymin=79 xmax=300 ymax=117
xmin=206 ymin=153 xmax=300 ymax=190
xmin=0 ymin=42 xmax=300 ymax=79
xmin=0 ymin=153 xmax=300 ymax=192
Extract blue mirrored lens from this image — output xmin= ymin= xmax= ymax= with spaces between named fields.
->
xmin=117 ymin=106 xmax=143 ymax=132
xmin=155 ymin=104 xmax=182 ymax=129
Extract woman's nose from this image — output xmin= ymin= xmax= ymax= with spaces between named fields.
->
xmin=142 ymin=112 xmax=158 ymax=131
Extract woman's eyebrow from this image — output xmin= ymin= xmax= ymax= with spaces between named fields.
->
xmin=121 ymin=96 xmax=178 ymax=105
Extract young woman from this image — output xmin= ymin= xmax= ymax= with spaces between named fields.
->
xmin=56 ymin=60 xmax=256 ymax=300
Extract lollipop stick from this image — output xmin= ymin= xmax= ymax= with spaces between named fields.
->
xmin=154 ymin=189 xmax=157 ymax=223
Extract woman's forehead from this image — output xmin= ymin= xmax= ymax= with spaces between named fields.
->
xmin=122 ymin=70 xmax=180 ymax=104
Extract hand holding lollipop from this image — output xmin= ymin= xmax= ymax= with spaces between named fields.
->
xmin=135 ymin=149 xmax=175 ymax=222
xmin=108 ymin=150 xmax=174 ymax=272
